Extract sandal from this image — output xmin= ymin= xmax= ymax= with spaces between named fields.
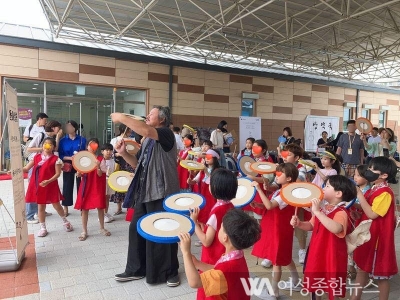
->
xmin=113 ymin=210 xmax=123 ymax=216
xmin=63 ymin=222 xmax=73 ymax=232
xmin=37 ymin=228 xmax=48 ymax=237
xmin=347 ymin=270 xmax=357 ymax=280
xmin=78 ymin=232 xmax=88 ymax=241
xmin=99 ymin=228 xmax=111 ymax=236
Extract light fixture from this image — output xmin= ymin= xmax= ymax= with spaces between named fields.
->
xmin=33 ymin=83 xmax=39 ymax=86
xmin=344 ymin=102 xmax=356 ymax=108
xmin=120 ymin=90 xmax=125 ymax=93
xmin=31 ymin=100 xmax=35 ymax=103
xmin=363 ymin=104 xmax=375 ymax=109
xmin=32 ymin=87 xmax=37 ymax=90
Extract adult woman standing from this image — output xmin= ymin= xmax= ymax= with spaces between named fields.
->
xmin=277 ymin=127 xmax=295 ymax=156
xmin=58 ymin=120 xmax=87 ymax=216
xmin=362 ymin=127 xmax=396 ymax=158
xmin=210 ymin=120 xmax=227 ymax=168
xmin=317 ymin=131 xmax=332 ymax=150
xmin=110 ymin=124 xmax=135 ymax=215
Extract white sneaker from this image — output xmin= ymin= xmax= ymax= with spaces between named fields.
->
xmin=255 ymin=288 xmax=278 ymax=300
xmin=27 ymin=219 xmax=39 ymax=224
xmin=104 ymin=214 xmax=113 ymax=223
xmin=279 ymin=278 xmax=302 ymax=292
xmin=261 ymin=259 xmax=272 ymax=268
xmin=298 ymin=249 xmax=306 ymax=264
xmin=34 ymin=212 xmax=52 ymax=219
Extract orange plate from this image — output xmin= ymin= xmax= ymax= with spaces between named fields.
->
xmin=250 ymin=161 xmax=276 ymax=174
xmin=280 ymin=182 xmax=323 ymax=207
xmin=356 ymin=117 xmax=373 ymax=134
xmin=124 ymin=139 xmax=141 ymax=155
xmin=72 ymin=151 xmax=97 ymax=174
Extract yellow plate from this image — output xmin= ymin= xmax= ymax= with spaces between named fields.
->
xmin=180 ymin=160 xmax=204 ymax=171
xmin=183 ymin=124 xmax=195 ymax=133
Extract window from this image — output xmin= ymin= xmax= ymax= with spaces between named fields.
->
xmin=241 ymin=99 xmax=255 ymax=116
xmin=378 ymin=110 xmax=387 ymax=128
xmin=343 ymin=107 xmax=354 ymax=131
xmin=361 ymin=109 xmax=370 ymax=119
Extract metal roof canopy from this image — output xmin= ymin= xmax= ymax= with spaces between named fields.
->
xmin=37 ymin=0 xmax=400 ymax=83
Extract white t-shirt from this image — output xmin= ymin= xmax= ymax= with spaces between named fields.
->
xmin=110 ymin=136 xmax=134 ymax=148
xmin=105 ymin=158 xmax=116 ymax=177
xmin=27 ymin=132 xmax=49 ymax=161
xmin=174 ymin=133 xmax=184 ymax=151
xmin=272 ymin=193 xmax=288 ymax=210
xmin=23 ymin=124 xmax=45 ymax=141
xmin=210 ymin=129 xmax=224 ymax=149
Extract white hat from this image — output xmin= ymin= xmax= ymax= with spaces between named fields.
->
xmin=346 ymin=219 xmax=372 ymax=254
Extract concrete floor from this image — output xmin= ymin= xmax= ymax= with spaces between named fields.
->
xmin=0 ymin=176 xmax=400 ymax=300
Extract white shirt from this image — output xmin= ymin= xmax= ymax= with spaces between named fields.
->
xmin=110 ymin=136 xmax=134 ymax=148
xmin=174 ymin=133 xmax=184 ymax=151
xmin=23 ymin=124 xmax=45 ymax=140
xmin=368 ymin=135 xmax=381 ymax=144
xmin=210 ymin=129 xmax=224 ymax=149
xmin=272 ymin=193 xmax=288 ymax=210
xmin=27 ymin=132 xmax=49 ymax=161
xmin=104 ymin=158 xmax=116 ymax=177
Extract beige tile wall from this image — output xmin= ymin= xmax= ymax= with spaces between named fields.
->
xmin=1 ymin=44 xmax=400 ymax=151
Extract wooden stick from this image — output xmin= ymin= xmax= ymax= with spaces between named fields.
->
xmin=122 ymin=126 xmax=128 ymax=137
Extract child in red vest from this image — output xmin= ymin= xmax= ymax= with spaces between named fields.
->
xmin=291 ymin=175 xmax=357 ymax=300
xmin=236 ymin=137 xmax=255 ymax=160
xmin=75 ymin=138 xmax=111 ymax=241
xmin=24 ymin=137 xmax=73 ymax=237
xmin=179 ymin=209 xmax=261 ymax=300
xmin=187 ymin=149 xmax=220 ymax=224
xmin=244 ymin=139 xmax=274 ymax=217
xmin=351 ymin=157 xmax=398 ymax=300
xmin=281 ymin=143 xmax=309 ymax=266
xmin=177 ymin=134 xmax=194 ymax=191
xmin=251 ymin=163 xmax=301 ymax=298
xmin=189 ymin=168 xmax=236 ymax=299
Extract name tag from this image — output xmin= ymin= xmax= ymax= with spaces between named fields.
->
xmin=348 ymin=148 xmax=353 ymax=155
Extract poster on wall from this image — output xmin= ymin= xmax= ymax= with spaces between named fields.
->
xmin=5 ymin=83 xmax=28 ymax=263
xmin=304 ymin=115 xmax=340 ymax=152
xmin=239 ymin=117 xmax=262 ymax=150
xmin=18 ymin=108 xmax=32 ymax=128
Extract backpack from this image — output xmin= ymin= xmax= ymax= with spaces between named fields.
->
xmin=23 ymin=132 xmax=45 ymax=159
xmin=26 ymin=124 xmax=34 ymax=141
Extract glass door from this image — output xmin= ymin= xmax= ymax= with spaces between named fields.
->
xmin=47 ymin=99 xmax=81 ymax=126
xmin=98 ymin=101 xmax=114 ymax=144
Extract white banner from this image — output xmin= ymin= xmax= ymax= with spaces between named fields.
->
xmin=304 ymin=115 xmax=340 ymax=152
xmin=5 ymin=82 xmax=28 ymax=263
xmin=239 ymin=117 xmax=262 ymax=150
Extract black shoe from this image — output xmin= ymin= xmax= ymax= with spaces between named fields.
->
xmin=166 ymin=275 xmax=180 ymax=287
xmin=114 ymin=272 xmax=145 ymax=282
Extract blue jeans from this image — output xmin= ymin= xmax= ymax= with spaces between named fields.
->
xmin=26 ymin=168 xmax=38 ymax=220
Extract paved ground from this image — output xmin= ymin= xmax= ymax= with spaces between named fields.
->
xmin=0 ymin=176 xmax=400 ymax=300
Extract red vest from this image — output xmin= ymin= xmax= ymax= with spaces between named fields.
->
xmin=177 ymin=148 xmax=191 ymax=189
xmin=75 ymin=156 xmax=106 ymax=210
xmin=251 ymin=191 xmax=295 ymax=265
xmin=197 ymin=171 xmax=217 ymax=224
xmin=198 ymin=253 xmax=250 ymax=300
xmin=353 ymin=184 xmax=398 ymax=277
xmin=243 ymin=155 xmax=274 ymax=215
xmin=26 ymin=154 xmax=63 ymax=204
xmin=214 ymin=256 xmax=250 ymax=300
xmin=304 ymin=206 xmax=349 ymax=299
xmin=201 ymin=202 xmax=234 ymax=265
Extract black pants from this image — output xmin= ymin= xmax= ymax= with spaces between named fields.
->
xmin=125 ymin=198 xmax=179 ymax=284
xmin=62 ymin=171 xmax=81 ymax=206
